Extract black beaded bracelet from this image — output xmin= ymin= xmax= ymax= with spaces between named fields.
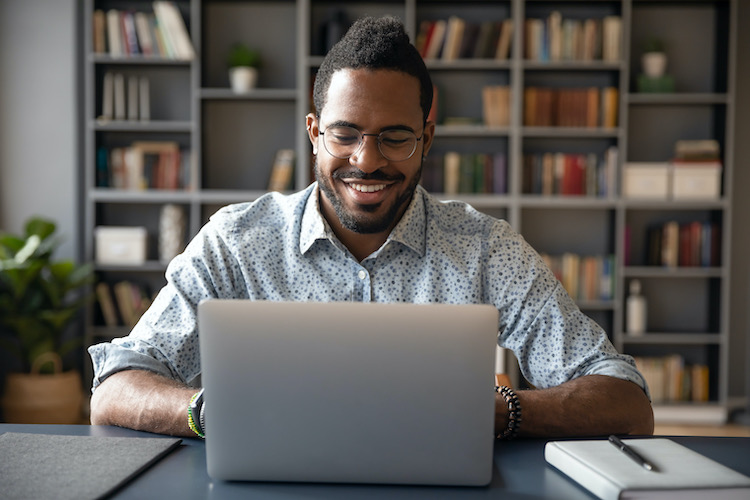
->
xmin=495 ymin=385 xmax=522 ymax=440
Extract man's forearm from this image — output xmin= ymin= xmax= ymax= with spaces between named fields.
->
xmin=495 ymin=374 xmax=654 ymax=438
xmin=89 ymin=369 xmax=198 ymax=437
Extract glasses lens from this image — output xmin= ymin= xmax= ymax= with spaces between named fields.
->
xmin=323 ymin=126 xmax=361 ymax=159
xmin=378 ymin=130 xmax=418 ymax=161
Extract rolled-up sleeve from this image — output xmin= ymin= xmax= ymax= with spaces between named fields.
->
xmin=488 ymin=221 xmax=650 ymax=399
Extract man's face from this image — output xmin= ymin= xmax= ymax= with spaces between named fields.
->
xmin=307 ymin=69 xmax=434 ymax=235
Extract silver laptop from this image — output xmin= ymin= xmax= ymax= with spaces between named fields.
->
xmin=198 ymin=300 xmax=498 ymax=486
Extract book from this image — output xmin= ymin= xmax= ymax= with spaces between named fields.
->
xmin=602 ymin=16 xmax=622 ymax=62
xmin=127 ymin=75 xmax=139 ymax=120
xmin=441 ymin=16 xmax=465 ymax=61
xmin=443 ymin=151 xmax=461 ymax=195
xmin=482 ymin=85 xmax=510 ymax=127
xmin=545 ymin=438 xmax=750 ymax=500
xmin=121 ymin=11 xmax=140 ymax=55
xmin=93 ymin=9 xmax=107 ymax=53
xmin=424 ymin=19 xmax=446 ymax=60
xmin=494 ymin=19 xmax=513 ymax=60
xmin=100 ymin=71 xmax=114 ymax=121
xmin=267 ymin=148 xmax=295 ymax=192
xmin=134 ymin=12 xmax=155 ymax=56
xmin=139 ymin=76 xmax=150 ymax=121
xmin=106 ymin=9 xmax=123 ymax=57
xmin=153 ymin=1 xmax=195 ymax=60
xmin=96 ymin=282 xmax=119 ymax=327
xmin=113 ymin=73 xmax=126 ymax=120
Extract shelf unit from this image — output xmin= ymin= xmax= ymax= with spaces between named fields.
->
xmin=82 ymin=0 xmax=736 ymax=422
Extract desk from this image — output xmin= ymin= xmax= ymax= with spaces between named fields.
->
xmin=2 ymin=424 xmax=749 ymax=499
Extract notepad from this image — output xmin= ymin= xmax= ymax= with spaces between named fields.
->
xmin=0 ymin=432 xmax=181 ymax=500
xmin=545 ymin=438 xmax=750 ymax=500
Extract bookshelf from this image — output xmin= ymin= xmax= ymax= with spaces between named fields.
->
xmin=82 ymin=0 xmax=737 ymax=423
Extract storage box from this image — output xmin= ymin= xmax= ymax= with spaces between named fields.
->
xmin=671 ymin=162 xmax=722 ymax=200
xmin=95 ymin=226 xmax=147 ymax=265
xmin=623 ymin=162 xmax=670 ymax=199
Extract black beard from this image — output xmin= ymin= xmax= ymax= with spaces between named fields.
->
xmin=314 ymin=159 xmax=423 ymax=234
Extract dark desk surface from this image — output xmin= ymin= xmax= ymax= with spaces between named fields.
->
xmin=2 ymin=424 xmax=749 ymax=499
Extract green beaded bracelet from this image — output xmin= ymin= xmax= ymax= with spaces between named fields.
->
xmin=188 ymin=391 xmax=205 ymax=438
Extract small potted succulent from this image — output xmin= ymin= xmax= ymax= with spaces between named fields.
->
xmin=227 ymin=43 xmax=261 ymax=93
xmin=641 ymin=38 xmax=667 ymax=78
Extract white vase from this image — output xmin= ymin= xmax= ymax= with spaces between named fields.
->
xmin=159 ymin=203 xmax=186 ymax=263
xmin=229 ymin=66 xmax=258 ymax=93
xmin=641 ymin=52 xmax=667 ymax=78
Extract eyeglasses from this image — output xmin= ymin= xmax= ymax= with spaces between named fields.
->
xmin=319 ymin=126 xmax=423 ymax=162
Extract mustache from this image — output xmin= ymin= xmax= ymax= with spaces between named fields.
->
xmin=332 ymin=169 xmax=404 ymax=182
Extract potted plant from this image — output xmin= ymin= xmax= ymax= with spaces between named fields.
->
xmin=227 ymin=42 xmax=261 ymax=93
xmin=641 ymin=38 xmax=667 ymax=78
xmin=0 ymin=217 xmax=94 ymax=423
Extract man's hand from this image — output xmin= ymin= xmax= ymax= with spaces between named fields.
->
xmin=495 ymin=375 xmax=654 ymax=438
xmin=89 ymin=370 xmax=198 ymax=437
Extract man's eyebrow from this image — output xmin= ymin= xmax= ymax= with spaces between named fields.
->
xmin=324 ymin=120 xmax=416 ymax=133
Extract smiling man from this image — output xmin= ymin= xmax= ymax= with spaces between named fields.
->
xmin=309 ymin=67 xmax=434 ymax=260
xmin=89 ymin=16 xmax=653 ymax=439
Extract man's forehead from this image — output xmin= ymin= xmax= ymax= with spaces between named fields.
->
xmin=322 ymin=68 xmax=423 ymax=121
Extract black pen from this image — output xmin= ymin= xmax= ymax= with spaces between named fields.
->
xmin=608 ymin=435 xmax=657 ymax=472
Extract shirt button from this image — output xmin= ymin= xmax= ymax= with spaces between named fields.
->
xmin=358 ymin=270 xmax=367 ymax=280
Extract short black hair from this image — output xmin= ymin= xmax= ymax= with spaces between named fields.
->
xmin=313 ymin=16 xmax=433 ymax=123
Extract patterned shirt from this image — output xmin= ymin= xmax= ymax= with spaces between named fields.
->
xmin=89 ymin=184 xmax=647 ymax=395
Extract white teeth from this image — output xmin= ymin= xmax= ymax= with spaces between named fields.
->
xmin=350 ymin=183 xmax=386 ymax=193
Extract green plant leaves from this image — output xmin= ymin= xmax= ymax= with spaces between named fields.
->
xmin=0 ymin=216 xmax=93 ymax=372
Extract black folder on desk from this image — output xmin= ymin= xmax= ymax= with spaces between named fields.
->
xmin=0 ymin=432 xmax=181 ymax=500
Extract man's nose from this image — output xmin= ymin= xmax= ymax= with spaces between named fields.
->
xmin=349 ymin=135 xmax=388 ymax=173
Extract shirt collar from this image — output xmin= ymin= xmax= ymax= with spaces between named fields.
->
xmin=299 ymin=183 xmax=427 ymax=258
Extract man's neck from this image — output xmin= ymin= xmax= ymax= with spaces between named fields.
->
xmin=326 ymin=214 xmax=392 ymax=262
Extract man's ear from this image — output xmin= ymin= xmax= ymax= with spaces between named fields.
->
xmin=421 ymin=120 xmax=436 ymax=158
xmin=306 ymin=113 xmax=319 ymax=155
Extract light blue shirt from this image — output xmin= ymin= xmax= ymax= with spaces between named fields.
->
xmin=89 ymin=184 xmax=647 ymax=395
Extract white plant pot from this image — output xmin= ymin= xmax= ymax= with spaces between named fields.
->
xmin=642 ymin=52 xmax=667 ymax=78
xmin=229 ymin=66 xmax=258 ymax=93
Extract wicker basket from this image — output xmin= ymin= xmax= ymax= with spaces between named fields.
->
xmin=2 ymin=352 xmax=83 ymax=424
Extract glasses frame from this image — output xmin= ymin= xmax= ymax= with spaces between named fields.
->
xmin=319 ymin=125 xmax=424 ymax=162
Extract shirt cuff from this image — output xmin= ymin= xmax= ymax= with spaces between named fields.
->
xmin=88 ymin=342 xmax=177 ymax=391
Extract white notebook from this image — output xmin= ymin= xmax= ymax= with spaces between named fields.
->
xmin=545 ymin=437 xmax=750 ymax=500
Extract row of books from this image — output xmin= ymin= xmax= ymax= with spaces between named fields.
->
xmin=524 ymin=13 xmax=622 ymax=62
xmin=96 ymin=142 xmax=192 ymax=191
xmin=540 ymin=253 xmax=615 ymax=302
xmin=633 ymin=355 xmax=710 ymax=403
xmin=522 ymin=147 xmax=618 ymax=198
xmin=99 ymin=72 xmax=150 ymax=123
xmin=417 ymin=17 xmax=513 ymax=61
xmin=524 ymin=86 xmax=619 ymax=128
xmin=93 ymin=2 xmax=194 ymax=60
xmin=96 ymin=282 xmax=155 ymax=328
xmin=421 ymin=153 xmax=507 ymax=195
xmin=644 ymin=221 xmax=721 ymax=268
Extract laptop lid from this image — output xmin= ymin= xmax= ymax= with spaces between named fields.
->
xmin=198 ymin=300 xmax=498 ymax=486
